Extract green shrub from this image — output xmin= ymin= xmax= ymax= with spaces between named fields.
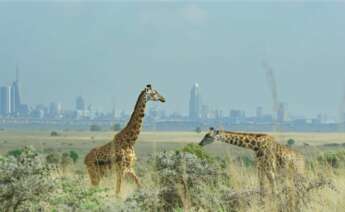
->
xmin=317 ymin=151 xmax=345 ymax=168
xmin=0 ymin=146 xmax=56 ymax=211
xmin=6 ymin=149 xmax=23 ymax=158
xmin=181 ymin=143 xmax=214 ymax=163
xmin=235 ymin=155 xmax=255 ymax=167
xmin=60 ymin=153 xmax=73 ymax=173
xmin=46 ymin=152 xmax=60 ymax=164
xmin=287 ymin=138 xmax=296 ymax=147
xmin=69 ymin=150 xmax=79 ymax=163
xmin=0 ymin=146 xmax=115 ymax=211
xmin=50 ymin=176 xmax=111 ymax=211
xmin=50 ymin=131 xmax=59 ymax=136
xmin=123 ymin=151 xmax=231 ymax=211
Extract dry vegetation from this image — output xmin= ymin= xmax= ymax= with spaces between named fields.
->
xmin=0 ymin=130 xmax=345 ymax=211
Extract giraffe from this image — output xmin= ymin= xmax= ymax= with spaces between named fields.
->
xmin=199 ymin=128 xmax=305 ymax=201
xmin=84 ymin=84 xmax=165 ymax=195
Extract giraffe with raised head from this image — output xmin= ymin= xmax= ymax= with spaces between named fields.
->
xmin=84 ymin=84 xmax=165 ymax=195
xmin=199 ymin=128 xmax=305 ymax=198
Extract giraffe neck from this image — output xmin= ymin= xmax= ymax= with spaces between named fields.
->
xmin=116 ymin=90 xmax=147 ymax=145
xmin=218 ymin=131 xmax=267 ymax=152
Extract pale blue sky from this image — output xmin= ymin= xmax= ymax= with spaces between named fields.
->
xmin=0 ymin=2 xmax=345 ymax=117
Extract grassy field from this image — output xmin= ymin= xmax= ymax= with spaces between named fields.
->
xmin=1 ymin=130 xmax=345 ymax=162
xmin=1 ymin=130 xmax=345 ymax=211
xmin=2 ymin=129 xmax=345 ymax=154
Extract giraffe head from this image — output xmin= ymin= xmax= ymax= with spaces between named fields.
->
xmin=199 ymin=127 xmax=220 ymax=146
xmin=145 ymin=84 xmax=166 ymax=103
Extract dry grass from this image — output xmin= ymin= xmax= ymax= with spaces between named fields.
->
xmin=1 ymin=130 xmax=345 ymax=211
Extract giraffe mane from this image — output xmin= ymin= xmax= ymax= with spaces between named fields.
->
xmin=221 ymin=130 xmax=268 ymax=137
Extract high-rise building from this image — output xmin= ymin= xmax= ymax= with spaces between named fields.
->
xmin=189 ymin=83 xmax=201 ymax=120
xmin=9 ymin=67 xmax=25 ymax=115
xmin=76 ymin=96 xmax=86 ymax=111
xmin=11 ymin=69 xmax=21 ymax=114
xmin=0 ymin=86 xmax=12 ymax=115
xmin=49 ymin=102 xmax=63 ymax=117
xmin=229 ymin=109 xmax=245 ymax=124
xmin=256 ymin=106 xmax=263 ymax=118
xmin=277 ymin=102 xmax=287 ymax=122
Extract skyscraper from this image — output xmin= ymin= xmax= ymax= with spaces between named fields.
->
xmin=11 ymin=67 xmax=21 ymax=114
xmin=189 ymin=83 xmax=201 ymax=120
xmin=256 ymin=106 xmax=263 ymax=119
xmin=277 ymin=102 xmax=287 ymax=123
xmin=76 ymin=96 xmax=86 ymax=111
xmin=0 ymin=86 xmax=12 ymax=115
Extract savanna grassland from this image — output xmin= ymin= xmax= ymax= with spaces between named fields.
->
xmin=1 ymin=130 xmax=345 ymax=211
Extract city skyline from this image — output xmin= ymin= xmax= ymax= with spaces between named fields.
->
xmin=1 ymin=2 xmax=345 ymax=117
xmin=0 ymin=70 xmax=336 ymax=123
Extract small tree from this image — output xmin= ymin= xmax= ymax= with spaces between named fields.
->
xmin=90 ymin=124 xmax=102 ymax=131
xmin=61 ymin=152 xmax=73 ymax=173
xmin=69 ymin=150 xmax=79 ymax=163
xmin=46 ymin=152 xmax=60 ymax=165
xmin=287 ymin=139 xmax=296 ymax=147
xmin=0 ymin=146 xmax=56 ymax=211
xmin=50 ymin=131 xmax=59 ymax=136
xmin=6 ymin=149 xmax=23 ymax=158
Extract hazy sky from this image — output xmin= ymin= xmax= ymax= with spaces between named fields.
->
xmin=1 ymin=2 xmax=345 ymax=117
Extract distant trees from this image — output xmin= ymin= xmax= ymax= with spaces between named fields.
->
xmin=50 ymin=131 xmax=59 ymax=136
xmin=69 ymin=150 xmax=79 ymax=163
xmin=90 ymin=124 xmax=102 ymax=131
xmin=287 ymin=138 xmax=296 ymax=147
xmin=111 ymin=123 xmax=122 ymax=131
xmin=6 ymin=149 xmax=23 ymax=158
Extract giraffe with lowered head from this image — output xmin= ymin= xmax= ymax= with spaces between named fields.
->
xmin=199 ymin=128 xmax=305 ymax=199
xmin=84 ymin=84 xmax=165 ymax=195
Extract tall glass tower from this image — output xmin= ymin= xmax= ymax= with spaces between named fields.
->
xmin=0 ymin=86 xmax=12 ymax=115
xmin=10 ymin=67 xmax=22 ymax=114
xmin=189 ymin=83 xmax=201 ymax=120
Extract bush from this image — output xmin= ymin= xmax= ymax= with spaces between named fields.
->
xmin=6 ymin=149 xmax=23 ymax=158
xmin=69 ymin=150 xmax=79 ymax=163
xmin=123 ymin=151 xmax=230 ymax=211
xmin=0 ymin=146 xmax=56 ymax=211
xmin=50 ymin=176 xmax=111 ymax=211
xmin=0 ymin=146 xmax=115 ymax=211
xmin=235 ymin=155 xmax=255 ymax=167
xmin=90 ymin=124 xmax=102 ymax=131
xmin=46 ymin=152 xmax=60 ymax=165
xmin=195 ymin=127 xmax=202 ymax=133
xmin=60 ymin=153 xmax=73 ymax=173
xmin=181 ymin=143 xmax=214 ymax=163
xmin=317 ymin=151 xmax=345 ymax=168
xmin=50 ymin=131 xmax=59 ymax=136
xmin=287 ymin=138 xmax=296 ymax=147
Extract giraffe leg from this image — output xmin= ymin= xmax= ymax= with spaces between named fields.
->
xmin=86 ymin=164 xmax=101 ymax=186
xmin=266 ymin=170 xmax=277 ymax=197
xmin=116 ymin=170 xmax=124 ymax=197
xmin=126 ymin=170 xmax=141 ymax=188
xmin=257 ymin=167 xmax=267 ymax=198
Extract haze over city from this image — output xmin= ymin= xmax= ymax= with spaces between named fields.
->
xmin=1 ymin=2 xmax=345 ymax=117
